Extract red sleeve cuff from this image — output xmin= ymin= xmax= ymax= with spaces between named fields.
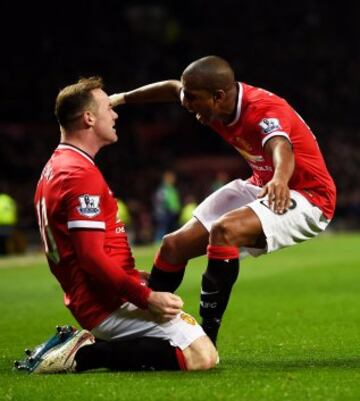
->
xmin=122 ymin=277 xmax=152 ymax=309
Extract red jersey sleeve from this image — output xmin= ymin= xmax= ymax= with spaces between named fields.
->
xmin=70 ymin=229 xmax=151 ymax=309
xmin=248 ymin=102 xmax=293 ymax=148
xmin=62 ymin=166 xmax=106 ymax=231
xmin=59 ymin=166 xmax=151 ymax=309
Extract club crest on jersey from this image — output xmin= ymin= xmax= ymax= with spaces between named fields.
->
xmin=259 ymin=118 xmax=281 ymax=134
xmin=77 ymin=194 xmax=100 ymax=218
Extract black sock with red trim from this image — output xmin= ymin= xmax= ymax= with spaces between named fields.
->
xmin=75 ymin=337 xmax=186 ymax=372
xmin=200 ymin=245 xmax=239 ymax=345
xmin=148 ymin=253 xmax=186 ymax=293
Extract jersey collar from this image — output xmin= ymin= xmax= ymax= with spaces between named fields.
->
xmin=57 ymin=143 xmax=95 ymax=165
xmin=226 ymin=82 xmax=243 ymax=127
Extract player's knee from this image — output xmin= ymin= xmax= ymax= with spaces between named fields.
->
xmin=196 ymin=347 xmax=218 ymax=370
xmin=183 ymin=336 xmax=218 ymax=371
xmin=159 ymin=232 xmax=185 ymax=263
xmin=210 ymin=217 xmax=238 ymax=245
xmin=190 ymin=356 xmax=216 ymax=371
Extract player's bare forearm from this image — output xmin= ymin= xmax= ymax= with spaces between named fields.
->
xmin=258 ymin=137 xmax=295 ymax=213
xmin=269 ymin=137 xmax=294 ymax=183
xmin=110 ymin=80 xmax=181 ymax=107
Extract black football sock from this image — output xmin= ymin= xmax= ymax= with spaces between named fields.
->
xmin=200 ymin=245 xmax=239 ymax=345
xmin=148 ymin=266 xmax=185 ymax=292
xmin=148 ymin=253 xmax=186 ymax=293
xmin=75 ymin=337 xmax=184 ymax=372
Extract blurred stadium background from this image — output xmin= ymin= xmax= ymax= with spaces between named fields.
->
xmin=0 ymin=0 xmax=359 ymax=252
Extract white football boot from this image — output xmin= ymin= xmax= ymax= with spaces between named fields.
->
xmin=33 ymin=329 xmax=95 ymax=373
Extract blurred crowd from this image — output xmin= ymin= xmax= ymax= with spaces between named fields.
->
xmin=0 ymin=116 xmax=358 ymax=253
xmin=0 ymin=1 xmax=359 ymax=252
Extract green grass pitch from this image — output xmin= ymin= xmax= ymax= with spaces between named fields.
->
xmin=0 ymin=233 xmax=359 ymax=401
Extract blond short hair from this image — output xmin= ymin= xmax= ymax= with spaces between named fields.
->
xmin=55 ymin=76 xmax=103 ymax=129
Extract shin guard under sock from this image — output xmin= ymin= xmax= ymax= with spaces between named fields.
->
xmin=200 ymin=245 xmax=239 ymax=345
xmin=148 ymin=253 xmax=186 ymax=292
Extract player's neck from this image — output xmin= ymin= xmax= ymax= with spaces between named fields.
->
xmin=60 ymin=129 xmax=100 ymax=158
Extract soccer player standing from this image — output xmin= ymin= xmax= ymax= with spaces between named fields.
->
xmin=31 ymin=77 xmax=217 ymax=373
xmin=110 ymin=56 xmax=336 ymax=345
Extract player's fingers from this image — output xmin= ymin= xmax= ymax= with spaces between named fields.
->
xmin=285 ymin=194 xmax=292 ymax=210
xmin=275 ymin=188 xmax=290 ymax=214
xmin=273 ymin=188 xmax=285 ymax=214
xmin=161 ymin=308 xmax=180 ymax=319
xmin=275 ymin=197 xmax=286 ymax=214
xmin=168 ymin=294 xmax=184 ymax=308
xmin=172 ymin=302 xmax=183 ymax=311
xmin=267 ymin=189 xmax=276 ymax=209
xmin=166 ymin=301 xmax=182 ymax=311
xmin=166 ymin=305 xmax=183 ymax=315
xmin=160 ymin=298 xmax=182 ymax=313
xmin=279 ymin=197 xmax=290 ymax=213
xmin=150 ymin=305 xmax=179 ymax=320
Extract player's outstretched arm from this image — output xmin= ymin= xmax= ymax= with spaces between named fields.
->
xmin=147 ymin=291 xmax=184 ymax=321
xmin=110 ymin=80 xmax=182 ymax=107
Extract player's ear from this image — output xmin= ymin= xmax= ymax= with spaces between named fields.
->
xmin=83 ymin=111 xmax=96 ymax=127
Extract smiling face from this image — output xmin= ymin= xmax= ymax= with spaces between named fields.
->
xmin=180 ymin=56 xmax=237 ymax=125
xmin=180 ymin=76 xmax=220 ymax=125
xmin=91 ymin=89 xmax=118 ymax=144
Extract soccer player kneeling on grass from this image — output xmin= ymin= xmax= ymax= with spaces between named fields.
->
xmin=15 ymin=77 xmax=217 ymax=373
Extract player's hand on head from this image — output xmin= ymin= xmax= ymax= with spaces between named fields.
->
xmin=147 ymin=291 xmax=184 ymax=321
xmin=257 ymin=179 xmax=291 ymax=214
xmin=109 ymin=93 xmax=126 ymax=107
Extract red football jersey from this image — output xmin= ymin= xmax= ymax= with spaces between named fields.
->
xmin=34 ymin=144 xmax=150 ymax=329
xmin=211 ymin=83 xmax=336 ymax=219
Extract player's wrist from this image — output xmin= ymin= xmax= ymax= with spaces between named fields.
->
xmin=272 ymin=170 xmax=291 ymax=184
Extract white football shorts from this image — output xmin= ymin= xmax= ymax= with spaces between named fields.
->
xmin=193 ymin=179 xmax=330 ymax=258
xmin=91 ymin=303 xmax=205 ymax=350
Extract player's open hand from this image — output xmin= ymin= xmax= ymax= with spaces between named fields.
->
xmin=257 ymin=178 xmax=291 ymax=214
xmin=147 ymin=291 xmax=184 ymax=321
